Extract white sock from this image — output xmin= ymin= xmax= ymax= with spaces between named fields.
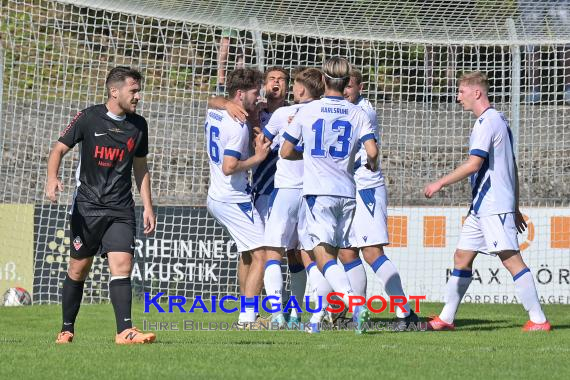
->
xmin=371 ymin=255 xmax=410 ymax=318
xmin=322 ymin=259 xmax=354 ymax=308
xmin=307 ymin=263 xmax=332 ymax=303
xmin=288 ymin=264 xmax=307 ymax=319
xmin=263 ymin=260 xmax=283 ymax=317
xmin=343 ymin=257 xmax=367 ymax=298
xmin=439 ymin=269 xmax=472 ymax=324
xmin=240 ymin=297 xmax=257 ymax=323
xmin=513 ymin=268 xmax=547 ymax=323
xmin=307 ymin=263 xmax=331 ymax=322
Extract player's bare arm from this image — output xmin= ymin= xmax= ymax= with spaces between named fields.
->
xmin=133 ymin=156 xmax=156 ymax=235
xmin=222 ymin=133 xmax=271 ymax=175
xmin=280 ymin=140 xmax=303 ymax=160
xmin=208 ymin=96 xmax=248 ymax=122
xmin=424 ymin=154 xmax=484 ymax=198
xmin=45 ymin=141 xmax=71 ymax=203
xmin=363 ymin=139 xmax=379 ymax=172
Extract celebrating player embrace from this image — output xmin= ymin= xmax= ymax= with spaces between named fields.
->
xmin=205 ymin=68 xmax=271 ymax=326
xmin=261 ymin=67 xmax=325 ymax=327
xmin=281 ymin=57 xmax=378 ymax=333
xmin=337 ymin=68 xmax=419 ymax=326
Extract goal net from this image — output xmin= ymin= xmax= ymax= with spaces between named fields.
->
xmin=1 ymin=0 xmax=569 ymax=305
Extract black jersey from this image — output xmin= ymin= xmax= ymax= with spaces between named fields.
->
xmin=59 ymin=104 xmax=148 ymax=216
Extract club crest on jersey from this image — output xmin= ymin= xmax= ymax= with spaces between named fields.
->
xmin=73 ymin=236 xmax=83 ymax=251
xmin=363 ymin=236 xmax=368 ymax=242
xmin=127 ymin=137 xmax=135 ymax=152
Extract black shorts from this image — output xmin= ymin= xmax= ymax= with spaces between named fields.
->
xmin=69 ymin=204 xmax=136 ymax=259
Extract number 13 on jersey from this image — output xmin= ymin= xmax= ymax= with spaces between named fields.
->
xmin=310 ymin=119 xmax=353 ymax=158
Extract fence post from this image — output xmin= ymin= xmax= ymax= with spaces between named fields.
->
xmin=250 ymin=17 xmax=265 ymax=73
xmin=0 ymin=42 xmax=4 ymax=159
xmin=507 ymin=18 xmax=521 ymax=158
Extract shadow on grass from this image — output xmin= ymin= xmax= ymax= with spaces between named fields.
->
xmin=549 ymin=324 xmax=570 ymax=330
xmin=454 ymin=319 xmax=515 ymax=331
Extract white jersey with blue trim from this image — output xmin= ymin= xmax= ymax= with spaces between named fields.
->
xmin=283 ymin=96 xmax=376 ymax=197
xmin=353 ymin=97 xmax=385 ymax=189
xmin=205 ymin=109 xmax=252 ymax=203
xmin=468 ymin=107 xmax=516 ymax=216
xmin=252 ymin=109 xmax=279 ymax=198
xmin=262 ymin=103 xmax=306 ymax=189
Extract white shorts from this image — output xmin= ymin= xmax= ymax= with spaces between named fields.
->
xmin=457 ymin=212 xmax=519 ymax=254
xmin=297 ymin=198 xmax=311 ymax=251
xmin=349 ymin=185 xmax=389 ymax=248
xmin=304 ymin=195 xmax=355 ymax=250
xmin=264 ymin=188 xmax=302 ymax=250
xmin=207 ymin=196 xmax=264 ymax=253
xmin=254 ymin=193 xmax=270 ymax=226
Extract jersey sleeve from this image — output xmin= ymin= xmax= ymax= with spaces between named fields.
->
xmin=357 ymin=110 xmax=375 ymax=143
xmin=224 ymin=121 xmax=248 ymax=160
xmin=58 ymin=111 xmax=86 ymax=148
xmin=470 ymin=119 xmax=494 ymax=158
xmin=366 ymin=108 xmax=379 ymax=131
xmin=262 ymin=108 xmax=285 ymax=142
xmin=283 ymin=110 xmax=302 ymax=145
xmin=135 ymin=118 xmax=149 ymax=157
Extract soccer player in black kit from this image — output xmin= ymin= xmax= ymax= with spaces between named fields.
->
xmin=46 ymin=67 xmax=157 ymax=344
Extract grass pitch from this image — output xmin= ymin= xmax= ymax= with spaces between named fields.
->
xmin=1 ymin=302 xmax=569 ymax=379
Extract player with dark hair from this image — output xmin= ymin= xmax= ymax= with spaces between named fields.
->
xmin=205 ymin=68 xmax=271 ymax=327
xmin=261 ymin=67 xmax=325 ymax=327
xmin=46 ymin=66 xmax=157 ymax=344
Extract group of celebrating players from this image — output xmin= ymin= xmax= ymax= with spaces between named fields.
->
xmin=204 ymin=56 xmax=551 ymax=333
xmin=47 ymin=56 xmax=551 ymax=345
xmin=206 ymin=59 xmax=417 ymax=333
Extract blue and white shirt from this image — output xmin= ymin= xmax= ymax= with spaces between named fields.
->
xmin=262 ymin=103 xmax=307 ymax=189
xmin=469 ymin=108 xmax=516 ymax=216
xmin=206 ymin=109 xmax=252 ymax=203
xmin=353 ymin=97 xmax=385 ymax=189
xmin=283 ymin=96 xmax=375 ymax=197
xmin=252 ymin=109 xmax=279 ymax=199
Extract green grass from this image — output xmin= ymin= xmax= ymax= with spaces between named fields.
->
xmin=1 ymin=302 xmax=569 ymax=379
